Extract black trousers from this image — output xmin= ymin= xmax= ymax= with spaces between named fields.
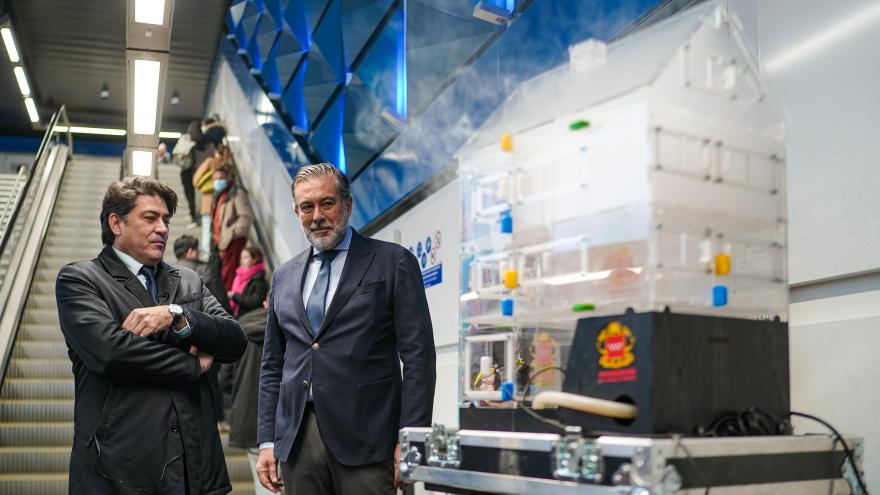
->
xmin=281 ymin=404 xmax=394 ymax=495
xmin=179 ymin=166 xmax=199 ymax=223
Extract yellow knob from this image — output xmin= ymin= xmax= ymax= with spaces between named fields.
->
xmin=500 ymin=132 xmax=513 ymax=152
xmin=503 ymin=270 xmax=518 ymax=289
xmin=715 ymin=253 xmax=731 ymax=276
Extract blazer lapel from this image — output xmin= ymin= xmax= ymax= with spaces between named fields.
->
xmin=316 ymin=231 xmax=374 ymax=338
xmin=289 ymin=250 xmax=312 ymax=335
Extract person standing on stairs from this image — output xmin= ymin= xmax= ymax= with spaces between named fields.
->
xmin=55 ymin=176 xmax=247 ymax=495
xmin=211 ymin=164 xmax=253 ymax=291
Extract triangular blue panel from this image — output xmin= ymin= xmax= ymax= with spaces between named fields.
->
xmin=312 ymin=0 xmax=345 ymax=80
xmin=262 ymin=0 xmax=284 ymax=28
xmin=250 ymin=14 xmax=281 ymax=72
xmin=282 ymin=59 xmax=310 ymax=130
xmin=303 ymin=0 xmax=345 ymax=126
xmin=283 ymin=0 xmax=312 ymax=47
xmin=407 ymin=0 xmax=497 ymax=50
xmin=270 ymin=29 xmax=308 ymax=93
xmin=406 ymin=30 xmax=496 ymax=117
xmin=237 ymin=1 xmax=264 ymax=53
xmin=312 ymin=92 xmax=346 ymax=169
xmin=305 ymin=0 xmax=331 ymax=36
xmin=227 ymin=1 xmax=249 ymax=33
xmin=341 ymin=0 xmax=395 ymax=68
xmin=342 ymin=82 xmax=400 ymax=177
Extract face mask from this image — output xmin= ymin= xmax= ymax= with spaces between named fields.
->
xmin=213 ymin=179 xmax=228 ymax=192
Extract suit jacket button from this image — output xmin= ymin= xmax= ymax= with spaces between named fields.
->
xmin=302 ymin=380 xmax=309 ymax=388
xmin=311 ymin=342 xmax=319 ymax=350
xmin=170 ymin=423 xmax=179 ymax=432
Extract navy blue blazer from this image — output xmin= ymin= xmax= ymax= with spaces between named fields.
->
xmin=257 ymin=229 xmax=436 ymax=465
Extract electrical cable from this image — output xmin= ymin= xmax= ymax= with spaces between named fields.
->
xmin=520 ymin=366 xmax=566 ymax=403
xmin=789 ymin=411 xmax=868 ymax=495
xmin=672 ymin=434 xmax=711 ymax=495
xmin=515 ymin=366 xmax=570 ymax=432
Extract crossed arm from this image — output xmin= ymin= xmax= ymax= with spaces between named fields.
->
xmin=56 ymin=264 xmax=246 ymax=383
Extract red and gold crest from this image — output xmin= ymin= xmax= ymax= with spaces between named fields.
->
xmin=595 ymin=321 xmax=636 ymax=369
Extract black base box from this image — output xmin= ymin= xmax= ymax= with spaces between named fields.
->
xmin=461 ymin=309 xmax=789 ymax=435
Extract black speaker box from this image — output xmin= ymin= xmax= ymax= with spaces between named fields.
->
xmin=460 ymin=309 xmax=790 ymax=435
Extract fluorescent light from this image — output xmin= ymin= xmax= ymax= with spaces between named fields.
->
xmin=764 ymin=2 xmax=880 ymax=73
xmin=543 ymin=268 xmax=643 ymax=286
xmin=131 ymin=150 xmax=154 ymax=176
xmin=460 ymin=292 xmax=479 ymax=302
xmin=13 ymin=66 xmax=30 ymax=96
xmin=132 ymin=59 xmax=161 ymax=135
xmin=1 ymin=27 xmax=19 ymax=63
xmin=53 ymin=126 xmax=180 ymax=137
xmin=23 ymin=98 xmax=39 ymax=123
xmin=135 ymin=0 xmax=166 ymax=25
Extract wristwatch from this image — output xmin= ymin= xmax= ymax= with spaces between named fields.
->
xmin=168 ymin=304 xmax=192 ymax=338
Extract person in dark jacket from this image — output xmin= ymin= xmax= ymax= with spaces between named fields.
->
xmin=174 ymin=234 xmax=231 ymax=313
xmin=175 ymin=120 xmax=204 ymax=225
xmin=228 ymin=245 xmax=268 ymax=316
xmin=55 ymin=177 xmax=247 ymax=495
xmin=221 ymin=299 xmax=270 ymax=494
xmin=174 ymin=234 xmax=234 ymax=429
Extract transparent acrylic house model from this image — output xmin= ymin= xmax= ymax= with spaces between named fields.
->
xmin=458 ymin=2 xmax=787 ymax=404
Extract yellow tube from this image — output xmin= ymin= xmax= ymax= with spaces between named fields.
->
xmin=531 ymin=391 xmax=637 ymax=420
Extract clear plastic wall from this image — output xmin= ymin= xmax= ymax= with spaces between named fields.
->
xmin=458 ymin=2 xmax=787 ymax=404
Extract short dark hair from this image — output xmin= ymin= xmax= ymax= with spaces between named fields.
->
xmin=100 ymin=177 xmax=178 ymax=246
xmin=244 ymin=245 xmax=263 ymax=264
xmin=173 ymin=235 xmax=199 ymax=259
xmin=291 ymin=163 xmax=351 ymax=202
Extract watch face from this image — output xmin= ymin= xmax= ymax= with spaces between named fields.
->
xmin=170 ymin=304 xmax=183 ymax=315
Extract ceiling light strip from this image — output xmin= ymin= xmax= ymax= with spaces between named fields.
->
xmin=13 ymin=66 xmax=31 ymax=96
xmin=1 ymin=27 xmax=19 ymax=63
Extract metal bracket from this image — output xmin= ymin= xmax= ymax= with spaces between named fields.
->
xmin=398 ymin=431 xmax=423 ymax=476
xmin=552 ymin=427 xmax=603 ymax=483
xmin=427 ymin=424 xmax=461 ymax=469
xmin=611 ymin=445 xmax=681 ymax=495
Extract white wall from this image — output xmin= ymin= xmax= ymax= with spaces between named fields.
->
xmin=729 ymin=0 xmax=880 ymax=488
xmin=373 ymin=178 xmax=461 ymax=428
xmin=206 ymin=59 xmax=309 ymax=263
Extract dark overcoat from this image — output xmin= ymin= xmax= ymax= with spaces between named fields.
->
xmin=56 ymin=246 xmax=247 ymax=495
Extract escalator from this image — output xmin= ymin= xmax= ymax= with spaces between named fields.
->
xmin=0 ymin=115 xmax=254 ymax=494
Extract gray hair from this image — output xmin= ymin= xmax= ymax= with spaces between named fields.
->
xmin=291 ymin=163 xmax=351 ymax=202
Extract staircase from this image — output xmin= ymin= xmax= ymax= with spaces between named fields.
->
xmin=0 ymin=169 xmax=29 ymax=284
xmin=0 ymin=157 xmax=254 ymax=494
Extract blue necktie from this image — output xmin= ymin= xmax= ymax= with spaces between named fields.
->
xmin=306 ymin=250 xmax=338 ymax=334
xmin=139 ymin=265 xmax=159 ymax=304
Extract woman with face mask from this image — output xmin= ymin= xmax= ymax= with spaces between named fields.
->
xmin=211 ymin=164 xmax=254 ymax=291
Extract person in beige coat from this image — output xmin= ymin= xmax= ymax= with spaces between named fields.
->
xmin=211 ymin=164 xmax=253 ymax=291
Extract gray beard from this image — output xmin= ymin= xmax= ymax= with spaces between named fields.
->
xmin=303 ymin=211 xmax=350 ymax=251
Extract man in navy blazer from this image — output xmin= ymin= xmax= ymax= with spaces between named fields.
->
xmin=256 ymin=163 xmax=436 ymax=494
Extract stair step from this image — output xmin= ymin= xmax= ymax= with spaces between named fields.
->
xmin=4 ymin=358 xmax=70 ymax=378
xmin=11 ymin=341 xmax=68 ymax=359
xmin=0 ymin=448 xmax=252 ymax=480
xmin=0 ymin=379 xmax=74 ymax=400
xmin=0 ymin=400 xmax=73 ymax=422
xmin=0 ymin=422 xmax=73 ymax=447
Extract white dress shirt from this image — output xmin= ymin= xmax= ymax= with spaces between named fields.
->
xmin=112 ymin=246 xmax=151 ymax=290
xmin=301 ymin=226 xmax=352 ymax=311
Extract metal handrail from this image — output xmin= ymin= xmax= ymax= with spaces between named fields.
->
xmin=0 ymin=164 xmax=29 ymax=232
xmin=0 ymin=106 xmax=72 ymax=258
